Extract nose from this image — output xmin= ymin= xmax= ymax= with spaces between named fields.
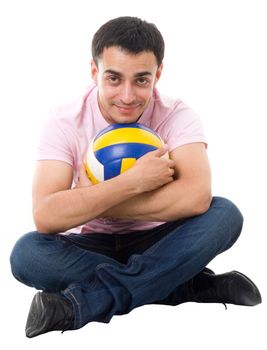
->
xmin=119 ymin=81 xmax=136 ymax=105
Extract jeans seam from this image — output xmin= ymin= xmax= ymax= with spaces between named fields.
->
xmin=64 ymin=287 xmax=83 ymax=329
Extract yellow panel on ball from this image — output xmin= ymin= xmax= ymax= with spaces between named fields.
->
xmin=93 ymin=127 xmax=162 ymax=151
xmin=120 ymin=158 xmax=137 ymax=174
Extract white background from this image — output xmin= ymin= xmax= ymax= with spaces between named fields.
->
xmin=0 ymin=0 xmax=266 ymax=348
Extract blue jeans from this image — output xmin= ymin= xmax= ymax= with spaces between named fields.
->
xmin=10 ymin=197 xmax=243 ymax=330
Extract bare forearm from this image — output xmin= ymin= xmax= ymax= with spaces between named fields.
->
xmin=33 ymin=176 xmax=138 ymax=234
xmin=101 ymin=179 xmax=212 ymax=222
xmin=33 ymin=147 xmax=174 ymax=234
xmin=103 ymin=143 xmax=213 ymax=221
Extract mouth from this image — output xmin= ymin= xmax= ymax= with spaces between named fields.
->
xmin=114 ymin=104 xmax=141 ymax=114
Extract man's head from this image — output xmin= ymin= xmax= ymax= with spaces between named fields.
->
xmin=92 ymin=16 xmax=165 ymax=67
xmin=91 ymin=17 xmax=165 ymax=124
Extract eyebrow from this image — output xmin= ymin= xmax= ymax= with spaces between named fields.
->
xmin=104 ymin=69 xmax=152 ymax=77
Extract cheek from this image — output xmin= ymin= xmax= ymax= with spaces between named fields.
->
xmin=102 ymin=81 xmax=120 ymax=97
xmin=98 ymin=85 xmax=116 ymax=104
xmin=139 ymin=88 xmax=153 ymax=104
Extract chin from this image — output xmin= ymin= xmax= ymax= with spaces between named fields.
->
xmin=119 ymin=118 xmax=139 ymax=124
xmin=110 ymin=116 xmax=140 ymax=124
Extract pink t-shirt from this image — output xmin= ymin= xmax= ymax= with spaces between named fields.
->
xmin=37 ymin=84 xmax=207 ymax=234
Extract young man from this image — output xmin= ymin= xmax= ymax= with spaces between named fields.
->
xmin=10 ymin=16 xmax=261 ymax=338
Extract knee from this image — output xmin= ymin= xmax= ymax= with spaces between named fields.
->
xmin=211 ymin=196 xmax=244 ymax=240
xmin=10 ymin=231 xmax=39 ymax=284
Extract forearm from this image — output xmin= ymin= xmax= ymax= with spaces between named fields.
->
xmin=33 ymin=147 xmax=174 ymax=234
xmin=101 ymin=179 xmax=212 ymax=222
xmin=33 ymin=175 xmax=138 ymax=234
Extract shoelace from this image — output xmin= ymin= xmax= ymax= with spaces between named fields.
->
xmin=222 ymin=303 xmax=227 ymax=310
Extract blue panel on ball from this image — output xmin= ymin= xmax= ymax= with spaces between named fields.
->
xmin=95 ymin=143 xmax=157 ymax=164
xmin=104 ymin=159 xmax=122 ymax=180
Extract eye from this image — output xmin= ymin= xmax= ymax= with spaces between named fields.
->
xmin=107 ymin=75 xmax=121 ymax=85
xmin=136 ymin=77 xmax=149 ymax=86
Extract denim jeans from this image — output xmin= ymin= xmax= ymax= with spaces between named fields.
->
xmin=10 ymin=197 xmax=243 ymax=330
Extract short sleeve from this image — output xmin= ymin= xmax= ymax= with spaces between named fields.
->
xmin=36 ymin=112 xmax=74 ymax=166
xmin=161 ymin=100 xmax=207 ymax=152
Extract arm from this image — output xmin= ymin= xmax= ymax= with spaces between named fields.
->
xmin=32 ymin=147 xmax=174 ymax=234
xmin=100 ymin=143 xmax=212 ymax=221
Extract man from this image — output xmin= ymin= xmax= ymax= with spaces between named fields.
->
xmin=10 ymin=16 xmax=261 ymax=338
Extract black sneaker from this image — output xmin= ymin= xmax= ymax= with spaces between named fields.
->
xmin=26 ymin=292 xmax=74 ymax=338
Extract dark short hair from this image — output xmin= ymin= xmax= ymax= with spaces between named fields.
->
xmin=91 ymin=16 xmax=165 ymax=66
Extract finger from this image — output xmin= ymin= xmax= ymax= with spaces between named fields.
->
xmin=169 ymin=168 xmax=175 ymax=176
xmin=168 ymin=159 xmax=175 ymax=168
xmin=165 ymin=175 xmax=174 ymax=184
xmin=80 ymin=162 xmax=87 ymax=172
xmin=147 ymin=145 xmax=169 ymax=158
xmin=80 ymin=163 xmax=93 ymax=184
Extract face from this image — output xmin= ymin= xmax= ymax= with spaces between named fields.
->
xmin=91 ymin=46 xmax=163 ymax=124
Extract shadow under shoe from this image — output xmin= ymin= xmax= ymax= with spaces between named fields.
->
xmin=26 ymin=292 xmax=74 ymax=338
xmin=183 ymin=270 xmax=262 ymax=306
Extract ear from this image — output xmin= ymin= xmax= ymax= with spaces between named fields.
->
xmin=91 ymin=59 xmax=98 ymax=83
xmin=155 ymin=63 xmax=163 ymax=84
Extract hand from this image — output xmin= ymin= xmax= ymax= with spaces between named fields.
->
xmin=74 ymin=163 xmax=93 ymax=189
xmin=123 ymin=146 xmax=175 ymax=193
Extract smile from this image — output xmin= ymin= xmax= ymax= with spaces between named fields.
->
xmin=115 ymin=104 xmax=141 ymax=111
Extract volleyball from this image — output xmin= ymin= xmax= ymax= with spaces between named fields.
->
xmin=85 ymin=123 xmax=165 ymax=184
